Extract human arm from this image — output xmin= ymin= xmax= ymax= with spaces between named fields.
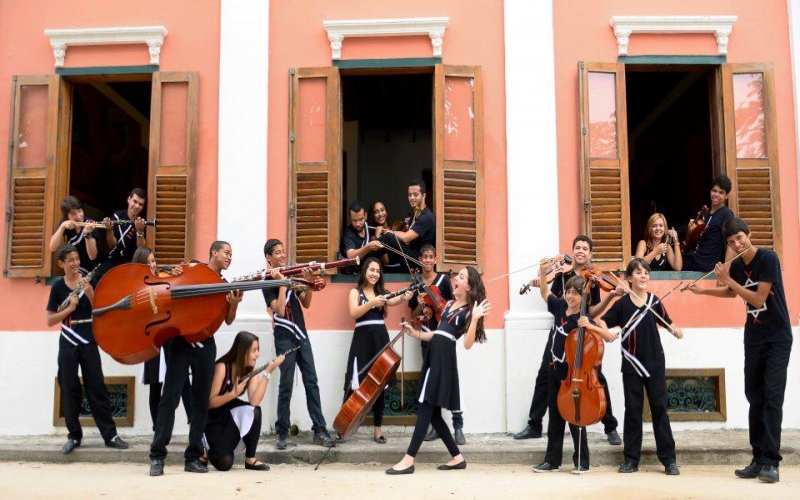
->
xmin=463 ymin=299 xmax=491 ymax=350
xmin=686 ymin=282 xmax=737 ymax=298
xmin=386 ymin=289 xmax=413 ymax=307
xmin=208 ymin=363 xmax=248 ymax=409
xmin=345 ymin=239 xmax=383 ymax=260
xmin=297 ymin=268 xmax=314 ymax=308
xmin=268 ymin=269 xmax=288 ymax=316
xmin=539 ymin=260 xmax=551 ymax=302
xmin=46 ymin=295 xmax=78 ymax=327
xmin=224 ymin=290 xmax=243 ymax=325
xmin=402 ymin=321 xmax=434 ymax=342
xmin=103 ymin=217 xmax=116 ymax=248
xmin=134 ymin=218 xmax=146 ymax=248
xmin=48 ymin=220 xmax=73 ymax=252
xmin=715 ymin=261 xmax=773 ymax=309
xmin=666 ymin=228 xmax=682 ymax=271
xmin=247 ymin=355 xmax=285 ymax=406
xmin=84 ymin=224 xmax=98 ymax=261
xmin=580 ymin=316 xmax=617 ymax=343
xmin=349 ymin=288 xmax=387 ymax=318
xmin=588 ymin=287 xmax=625 ymax=318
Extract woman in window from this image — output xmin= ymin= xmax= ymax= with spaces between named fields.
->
xmin=369 ymin=201 xmax=403 ymax=272
xmin=634 ymin=213 xmax=682 ymax=271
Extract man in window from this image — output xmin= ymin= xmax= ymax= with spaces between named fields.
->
xmin=378 ymin=178 xmax=435 ymax=271
xmin=683 ymin=175 xmax=734 ymax=272
xmin=340 ymin=201 xmax=383 ymax=271
xmin=98 ymin=188 xmax=148 ymax=279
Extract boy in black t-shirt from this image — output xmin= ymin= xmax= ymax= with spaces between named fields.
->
xmin=689 ymin=218 xmax=792 ymax=483
xmin=103 ymin=187 xmax=148 ymax=268
xmin=684 ymin=174 xmax=735 ymax=272
xmin=339 ymin=201 xmax=383 ymax=272
xmin=600 ymin=258 xmax=683 ymax=476
xmin=46 ymin=244 xmax=128 ymax=455
xmin=532 ymin=268 xmax=616 ymax=474
xmin=48 ymin=196 xmax=99 ymax=275
xmin=378 ymin=177 xmax=435 ymax=270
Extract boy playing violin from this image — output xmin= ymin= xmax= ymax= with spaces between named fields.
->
xmin=49 ymin=195 xmax=99 ymax=275
xmin=683 ymin=175 xmax=734 ymax=272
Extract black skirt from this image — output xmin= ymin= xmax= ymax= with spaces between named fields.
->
xmin=344 ymin=323 xmax=395 ymax=392
xmin=204 ymin=399 xmax=255 ymax=460
xmin=417 ymin=334 xmax=461 ymax=411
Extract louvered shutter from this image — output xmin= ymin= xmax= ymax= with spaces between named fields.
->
xmin=434 ymin=65 xmax=485 ymax=273
xmin=147 ymin=72 xmax=198 ymax=265
xmin=578 ymin=62 xmax=630 ymax=270
xmin=288 ymin=67 xmax=341 ymax=267
xmin=721 ymin=63 xmax=782 ymax=256
xmin=4 ymin=75 xmax=60 ymax=278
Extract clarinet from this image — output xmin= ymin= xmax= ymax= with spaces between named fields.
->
xmin=237 ymin=346 xmax=301 ymax=384
xmin=57 ymin=264 xmax=101 ymax=312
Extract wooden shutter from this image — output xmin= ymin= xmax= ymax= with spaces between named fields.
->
xmin=288 ymin=67 xmax=341 ymax=267
xmin=721 ymin=63 xmax=782 ymax=256
xmin=147 ymin=72 xmax=198 ymax=265
xmin=4 ymin=75 xmax=60 ymax=278
xmin=578 ymin=62 xmax=630 ymax=270
xmin=434 ymin=65 xmax=485 ymax=273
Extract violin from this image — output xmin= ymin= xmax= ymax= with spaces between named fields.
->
xmin=557 ymin=284 xmax=607 ymax=427
xmin=412 ymin=271 xmax=450 ymax=322
xmin=519 ymin=254 xmax=574 ymax=295
xmin=580 ymin=265 xmax=619 ymax=293
xmin=681 ymin=205 xmax=709 ymax=253
xmin=230 ymin=257 xmax=360 ymax=283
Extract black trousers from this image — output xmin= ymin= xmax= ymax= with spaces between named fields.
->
xmin=150 ymin=337 xmax=216 ymax=462
xmin=744 ymin=340 xmax=792 ymax=467
xmin=420 ymin=341 xmax=464 ymax=430
xmin=407 ymin=402 xmax=461 ymax=458
xmin=544 ymin=367 xmax=589 ymax=468
xmin=528 ymin=334 xmax=617 ymax=434
xmin=274 ymin=332 xmax=326 ymax=436
xmin=148 ymin=379 xmax=192 ymax=432
xmin=58 ymin=343 xmax=118 ymax=442
xmin=621 ymin=370 xmax=676 ymax=465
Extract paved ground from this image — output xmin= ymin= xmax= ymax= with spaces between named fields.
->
xmin=1 ymin=462 xmax=798 ymax=499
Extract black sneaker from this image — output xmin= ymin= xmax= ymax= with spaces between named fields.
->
xmin=606 ymin=430 xmax=622 ymax=446
xmin=105 ymin=436 xmax=129 ymax=450
xmin=276 ymin=434 xmax=288 ymax=450
xmin=514 ymin=425 xmax=543 ymax=440
xmin=533 ymin=461 xmax=559 ymax=473
xmin=454 ymin=428 xmax=466 ymax=446
xmin=61 ymin=438 xmax=81 ymax=455
xmin=665 ymin=463 xmax=680 ymax=476
xmin=313 ymin=427 xmax=336 ymax=447
xmin=571 ymin=465 xmax=590 ymax=475
xmin=149 ymin=459 xmax=164 ymax=477
xmin=184 ymin=458 xmax=208 ymax=473
xmin=735 ymin=460 xmax=763 ymax=479
xmin=758 ymin=465 xmax=779 ymax=483
xmin=618 ymin=461 xmax=638 ymax=473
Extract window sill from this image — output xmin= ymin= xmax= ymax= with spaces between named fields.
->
xmin=331 ymin=273 xmax=413 ymax=284
xmin=649 ymin=271 xmax=715 ymax=280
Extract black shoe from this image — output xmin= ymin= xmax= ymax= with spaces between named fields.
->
xmin=61 ymin=438 xmax=80 ymax=455
xmin=533 ymin=461 xmax=559 ymax=473
xmin=606 ymin=430 xmax=622 ymax=446
xmin=758 ymin=465 xmax=779 ymax=483
xmin=571 ymin=465 xmax=590 ymax=475
xmin=424 ymin=427 xmax=439 ymax=441
xmin=437 ymin=460 xmax=467 ymax=470
xmin=514 ymin=425 xmax=542 ymax=440
xmin=184 ymin=459 xmax=209 ymax=473
xmin=618 ymin=461 xmax=638 ymax=473
xmin=665 ymin=463 xmax=680 ymax=476
xmin=245 ymin=460 xmax=270 ymax=471
xmin=454 ymin=428 xmax=466 ymax=446
xmin=385 ymin=464 xmax=415 ymax=475
xmin=149 ymin=459 xmax=164 ymax=477
xmin=374 ymin=435 xmax=387 ymax=444
xmin=276 ymin=434 xmax=288 ymax=450
xmin=105 ymin=436 xmax=129 ymax=450
xmin=735 ymin=460 xmax=763 ymax=479
xmin=313 ymin=427 xmax=336 ymax=447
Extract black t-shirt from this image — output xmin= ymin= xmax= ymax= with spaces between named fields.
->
xmin=263 ymin=286 xmax=307 ymax=340
xmin=602 ymin=293 xmax=671 ymax=376
xmin=62 ymin=222 xmax=100 ymax=275
xmin=686 ymin=205 xmax=734 ymax=272
xmin=550 ymin=269 xmax=601 ymax=307
xmin=408 ymin=273 xmax=455 ymax=331
xmin=409 ymin=207 xmax=435 ymax=253
xmin=729 ymin=248 xmax=792 ymax=345
xmin=108 ymin=210 xmax=145 ymax=263
xmin=546 ymin=295 xmax=581 ymax=378
xmin=47 ymin=277 xmax=96 ymax=345
xmin=339 ymin=224 xmax=369 ymax=259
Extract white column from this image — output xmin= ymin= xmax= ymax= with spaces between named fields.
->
xmin=503 ymin=0 xmax=559 ymax=432
xmin=789 ymin=0 xmax=800 ymax=238
xmin=218 ymin=0 xmax=271 ymax=330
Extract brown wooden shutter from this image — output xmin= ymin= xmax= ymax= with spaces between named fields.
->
xmin=434 ymin=65 xmax=485 ymax=273
xmin=721 ymin=63 xmax=782 ymax=256
xmin=288 ymin=67 xmax=342 ymax=267
xmin=578 ymin=62 xmax=630 ymax=270
xmin=147 ymin=72 xmax=198 ymax=265
xmin=4 ymin=75 xmax=60 ymax=278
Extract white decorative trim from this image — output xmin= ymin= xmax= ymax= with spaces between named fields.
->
xmin=322 ymin=17 xmax=449 ymax=60
xmin=610 ymin=16 xmax=737 ymax=56
xmin=43 ymin=26 xmax=168 ymax=68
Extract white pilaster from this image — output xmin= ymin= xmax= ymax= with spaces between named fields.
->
xmin=789 ymin=0 xmax=800 ymax=232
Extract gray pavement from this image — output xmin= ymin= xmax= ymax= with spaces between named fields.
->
xmin=1 ymin=429 xmax=798 ymax=467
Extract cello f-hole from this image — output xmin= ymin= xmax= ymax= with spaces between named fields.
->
xmin=145 ymin=313 xmax=173 ymax=337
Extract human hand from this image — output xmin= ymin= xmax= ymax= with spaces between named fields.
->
xmin=471 ymin=299 xmax=491 ymax=320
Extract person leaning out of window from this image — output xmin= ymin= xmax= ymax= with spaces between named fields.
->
xmin=634 ymin=213 xmax=682 ymax=271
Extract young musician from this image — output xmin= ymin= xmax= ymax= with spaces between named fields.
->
xmin=689 ymin=218 xmax=791 ymax=483
xmin=533 ymin=268 xmax=616 ymax=474
xmin=204 ymin=331 xmax=285 ymax=471
xmin=149 ymin=241 xmax=242 ymax=476
xmin=386 ymin=267 xmax=491 ymax=475
xmin=514 ymin=235 xmax=623 ymax=445
xmin=46 ymin=244 xmax=129 ymax=455
xmin=262 ymin=239 xmax=336 ymax=449
xmin=132 ymin=247 xmax=192 ymax=431
xmin=48 ymin=196 xmax=99 ymax=275
xmin=635 ymin=213 xmax=682 ymax=271
xmin=344 ymin=257 xmax=413 ymax=443
xmin=600 ymin=258 xmax=683 ymax=476
xmin=340 ymin=201 xmax=383 ymax=268
xmin=407 ymin=245 xmax=463 ymax=444
xmin=369 ymin=200 xmax=403 ymax=272
xmin=103 ymin=188 xmax=148 ymax=269
xmin=683 ymin=175 xmax=734 ymax=272
xmin=378 ymin=178 xmax=436 ymax=270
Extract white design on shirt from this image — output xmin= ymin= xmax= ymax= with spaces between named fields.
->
xmin=742 ymin=277 xmax=767 ymax=319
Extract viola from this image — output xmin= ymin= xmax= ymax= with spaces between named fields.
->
xmin=556 ymin=285 xmax=607 ymax=427
xmin=681 ymin=205 xmax=709 ymax=253
xmin=580 ymin=265 xmax=619 ymax=293
xmin=519 ymin=254 xmax=574 ymax=295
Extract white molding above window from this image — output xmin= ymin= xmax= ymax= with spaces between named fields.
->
xmin=43 ymin=26 xmax=168 ymax=68
xmin=322 ymin=17 xmax=449 ymax=60
xmin=609 ymin=16 xmax=737 ymax=56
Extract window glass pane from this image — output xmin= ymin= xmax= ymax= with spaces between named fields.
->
xmin=17 ymin=85 xmax=49 ymax=168
xmin=297 ymin=78 xmax=327 ymax=163
xmin=733 ymin=73 xmax=767 ymax=159
xmin=443 ymin=76 xmax=475 ymax=161
xmin=588 ymin=72 xmax=617 ymax=159
xmin=159 ymin=82 xmax=188 ymax=166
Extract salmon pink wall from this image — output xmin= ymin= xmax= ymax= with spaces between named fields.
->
xmin=553 ymin=0 xmax=799 ymax=327
xmin=268 ymin=0 xmax=508 ymax=330
xmin=0 ymin=0 xmax=221 ymax=330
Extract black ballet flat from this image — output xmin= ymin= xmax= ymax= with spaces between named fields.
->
xmin=385 ymin=464 xmax=415 ymax=475
xmin=245 ymin=460 xmax=270 ymax=471
xmin=437 ymin=460 xmax=467 ymax=470
xmin=374 ymin=436 xmax=387 ymax=444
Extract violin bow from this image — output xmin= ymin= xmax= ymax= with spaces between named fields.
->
xmin=608 ymin=272 xmax=676 ymax=334
xmin=679 ymin=247 xmax=750 ymax=292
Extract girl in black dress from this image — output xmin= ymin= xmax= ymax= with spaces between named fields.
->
xmin=345 ymin=257 xmax=413 ymax=443
xmin=386 ymin=266 xmax=491 ymax=475
xmin=634 ymin=213 xmax=682 ymax=271
xmin=203 ymin=331 xmax=284 ymax=471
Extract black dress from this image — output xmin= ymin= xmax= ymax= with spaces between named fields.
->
xmin=417 ymin=301 xmax=470 ymax=410
xmin=343 ymin=289 xmax=394 ymax=392
xmin=646 ymin=245 xmax=672 ymax=271
xmin=203 ymin=364 xmax=257 ymax=461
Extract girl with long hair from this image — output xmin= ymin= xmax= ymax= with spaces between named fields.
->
xmin=634 ymin=213 xmax=682 ymax=271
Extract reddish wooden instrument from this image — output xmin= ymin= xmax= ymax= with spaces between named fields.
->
xmin=681 ymin=205 xmax=709 ymax=253
xmin=557 ymin=286 xmax=607 ymax=426
xmin=580 ymin=265 xmax=619 ymax=293
xmin=418 ymin=283 xmax=448 ymax=322
xmin=230 ymin=257 xmax=359 ymax=283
